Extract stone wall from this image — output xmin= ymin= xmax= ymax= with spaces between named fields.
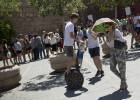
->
xmin=8 ymin=15 xmax=64 ymax=34
xmin=7 ymin=0 xmax=64 ymax=34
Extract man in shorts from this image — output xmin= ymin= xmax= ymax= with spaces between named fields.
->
xmin=64 ymin=13 xmax=79 ymax=72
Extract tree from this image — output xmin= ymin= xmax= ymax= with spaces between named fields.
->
xmin=92 ymin=0 xmax=140 ymax=11
xmin=0 ymin=19 xmax=16 ymax=41
xmin=92 ymin=0 xmax=140 ymax=18
xmin=0 ymin=0 xmax=21 ymax=16
xmin=29 ymin=0 xmax=86 ymax=16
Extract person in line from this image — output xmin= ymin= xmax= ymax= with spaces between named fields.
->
xmin=19 ymin=36 xmax=26 ymax=63
xmin=36 ymin=35 xmax=44 ymax=59
xmin=107 ymin=24 xmax=128 ymax=90
xmin=133 ymin=13 xmax=140 ymax=47
xmin=49 ymin=32 xmax=57 ymax=55
xmin=14 ymin=39 xmax=23 ymax=64
xmin=86 ymin=20 xmax=104 ymax=77
xmin=24 ymin=35 xmax=32 ymax=61
xmin=1 ymin=40 xmax=14 ymax=67
xmin=64 ymin=13 xmax=79 ymax=72
xmin=55 ymin=28 xmax=62 ymax=53
xmin=43 ymin=32 xmax=51 ymax=58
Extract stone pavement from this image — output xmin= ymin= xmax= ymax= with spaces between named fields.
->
xmin=0 ymin=35 xmax=140 ymax=100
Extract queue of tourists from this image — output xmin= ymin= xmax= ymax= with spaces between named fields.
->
xmin=0 ymin=30 xmax=63 ymax=66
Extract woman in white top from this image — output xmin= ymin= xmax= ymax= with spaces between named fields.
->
xmin=49 ymin=32 xmax=57 ymax=54
xmin=44 ymin=33 xmax=51 ymax=58
xmin=86 ymin=21 xmax=104 ymax=77
xmin=14 ymin=39 xmax=23 ymax=64
xmin=107 ymin=24 xmax=128 ymax=90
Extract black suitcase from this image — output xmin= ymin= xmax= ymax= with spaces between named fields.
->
xmin=65 ymin=69 xmax=84 ymax=90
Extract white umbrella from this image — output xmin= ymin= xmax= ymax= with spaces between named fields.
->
xmin=92 ymin=18 xmax=117 ymax=29
xmin=92 ymin=18 xmax=118 ymax=33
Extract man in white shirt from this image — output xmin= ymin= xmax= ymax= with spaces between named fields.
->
xmin=64 ymin=13 xmax=79 ymax=55
xmin=64 ymin=13 xmax=79 ymax=72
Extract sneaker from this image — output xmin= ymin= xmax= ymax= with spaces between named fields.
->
xmin=95 ymin=70 xmax=101 ymax=77
xmin=101 ymin=70 xmax=104 ymax=77
xmin=120 ymin=82 xmax=128 ymax=90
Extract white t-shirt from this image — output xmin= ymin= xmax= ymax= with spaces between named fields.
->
xmin=55 ymin=33 xmax=61 ymax=43
xmin=44 ymin=36 xmax=50 ymax=44
xmin=14 ymin=41 xmax=22 ymax=51
xmin=87 ymin=29 xmax=99 ymax=48
xmin=50 ymin=36 xmax=57 ymax=45
xmin=64 ymin=21 xmax=74 ymax=46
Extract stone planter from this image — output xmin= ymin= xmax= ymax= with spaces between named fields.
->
xmin=0 ymin=65 xmax=21 ymax=90
xmin=50 ymin=54 xmax=76 ymax=71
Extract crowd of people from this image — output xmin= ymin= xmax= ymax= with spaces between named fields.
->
xmin=0 ymin=12 xmax=140 ymax=91
xmin=0 ymin=30 xmax=63 ymax=67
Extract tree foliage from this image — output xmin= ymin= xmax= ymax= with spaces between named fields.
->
xmin=0 ymin=19 xmax=16 ymax=41
xmin=29 ymin=0 xmax=86 ymax=16
xmin=0 ymin=0 xmax=21 ymax=16
xmin=92 ymin=0 xmax=140 ymax=12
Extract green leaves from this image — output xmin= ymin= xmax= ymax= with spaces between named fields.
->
xmin=0 ymin=0 xmax=21 ymax=16
xmin=92 ymin=0 xmax=140 ymax=12
xmin=0 ymin=20 xmax=16 ymax=41
xmin=29 ymin=0 xmax=86 ymax=16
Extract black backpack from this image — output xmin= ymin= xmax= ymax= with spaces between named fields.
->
xmin=65 ymin=69 xmax=84 ymax=90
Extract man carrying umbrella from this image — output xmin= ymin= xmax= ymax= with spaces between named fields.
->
xmin=93 ymin=18 xmax=128 ymax=90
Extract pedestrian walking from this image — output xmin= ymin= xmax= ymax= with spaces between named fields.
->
xmin=107 ymin=24 xmax=128 ymax=90
xmin=86 ymin=20 xmax=104 ymax=77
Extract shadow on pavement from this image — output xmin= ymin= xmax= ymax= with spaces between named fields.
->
xmin=49 ymin=71 xmax=65 ymax=75
xmin=64 ymin=87 xmax=88 ymax=98
xmin=126 ymin=51 xmax=140 ymax=61
xmin=21 ymin=74 xmax=66 ymax=91
xmin=0 ymin=94 xmax=2 ymax=97
xmin=102 ymin=51 xmax=140 ymax=66
xmin=89 ymin=77 xmax=101 ymax=85
xmin=31 ymin=74 xmax=47 ymax=80
xmin=98 ymin=90 xmax=131 ymax=100
xmin=0 ymin=83 xmax=20 ymax=93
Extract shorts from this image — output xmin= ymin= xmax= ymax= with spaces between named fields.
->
xmin=88 ymin=47 xmax=100 ymax=58
xmin=51 ymin=44 xmax=57 ymax=51
xmin=45 ymin=44 xmax=50 ymax=48
xmin=64 ymin=46 xmax=74 ymax=57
